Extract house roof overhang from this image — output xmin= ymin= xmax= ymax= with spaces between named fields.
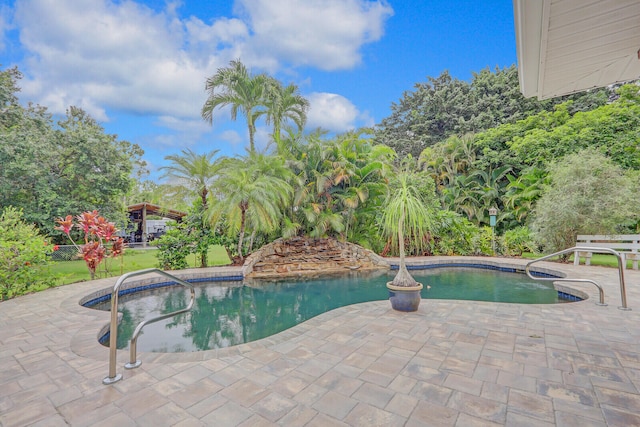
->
xmin=513 ymin=0 xmax=640 ymax=99
xmin=127 ymin=203 xmax=187 ymax=222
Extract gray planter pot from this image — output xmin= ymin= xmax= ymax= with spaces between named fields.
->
xmin=386 ymin=282 xmax=423 ymax=312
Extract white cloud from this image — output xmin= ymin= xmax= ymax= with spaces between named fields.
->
xmin=185 ymin=16 xmax=248 ymax=48
xmin=254 ymin=126 xmax=271 ymax=151
xmin=150 ymin=133 xmax=194 ymax=149
xmin=306 ymin=92 xmax=361 ymax=132
xmin=218 ymin=129 xmax=243 ymax=146
xmin=156 ymin=116 xmax=211 ymax=134
xmin=7 ymin=0 xmax=391 ymax=147
xmin=13 ymin=0 xmax=240 ymax=119
xmin=236 ymin=0 xmax=393 ymax=70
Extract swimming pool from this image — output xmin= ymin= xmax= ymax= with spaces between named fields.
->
xmin=87 ymin=266 xmax=572 ymax=353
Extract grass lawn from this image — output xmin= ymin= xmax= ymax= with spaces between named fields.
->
xmin=46 ymin=245 xmax=231 ymax=285
xmin=521 ymin=252 xmax=633 ymax=268
xmin=44 ymin=248 xmax=632 ymax=288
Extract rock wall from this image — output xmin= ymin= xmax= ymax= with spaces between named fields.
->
xmin=242 ymin=237 xmax=389 ymax=278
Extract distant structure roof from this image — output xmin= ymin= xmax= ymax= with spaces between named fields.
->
xmin=127 ymin=203 xmax=187 ymax=221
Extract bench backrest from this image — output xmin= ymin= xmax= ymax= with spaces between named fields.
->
xmin=576 ymin=234 xmax=640 ymax=251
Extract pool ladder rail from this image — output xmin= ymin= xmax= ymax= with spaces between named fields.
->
xmin=103 ymin=268 xmax=195 ymax=385
xmin=525 ymin=246 xmax=630 ymax=311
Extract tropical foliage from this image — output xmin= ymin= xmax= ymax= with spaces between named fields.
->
xmin=381 ymin=164 xmax=435 ymax=287
xmin=155 ymin=222 xmax=193 ymax=270
xmin=3 ymin=58 xmax=640 ymax=298
xmin=531 ymin=150 xmax=640 ymax=254
xmin=202 ymin=59 xmax=309 ymax=153
xmin=160 ymin=149 xmax=222 ymax=267
xmin=374 ymin=65 xmax=609 ymax=158
xmin=0 ymin=207 xmax=55 ymax=300
xmin=288 ymin=130 xmax=395 ymax=249
xmin=0 ymin=68 xmax=143 ymax=237
xmin=155 ymin=208 xmax=237 ymax=270
xmin=414 ymin=82 xmax=640 ymax=237
xmin=55 ymin=211 xmax=126 ymax=280
xmin=209 ymin=153 xmax=293 ymax=261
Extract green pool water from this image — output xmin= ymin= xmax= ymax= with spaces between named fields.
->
xmin=94 ymin=268 xmax=566 ymax=353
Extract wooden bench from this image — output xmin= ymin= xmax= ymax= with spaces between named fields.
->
xmin=574 ymin=234 xmax=640 ymax=270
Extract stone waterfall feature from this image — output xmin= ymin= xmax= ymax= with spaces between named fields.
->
xmin=242 ymin=237 xmax=389 ymax=278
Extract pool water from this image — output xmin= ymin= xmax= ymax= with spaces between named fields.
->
xmin=93 ymin=268 xmax=566 ymax=352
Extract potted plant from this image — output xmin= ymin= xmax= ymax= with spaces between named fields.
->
xmin=381 ymin=167 xmax=433 ymax=311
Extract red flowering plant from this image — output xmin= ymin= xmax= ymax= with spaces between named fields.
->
xmin=55 ymin=210 xmax=126 ymax=280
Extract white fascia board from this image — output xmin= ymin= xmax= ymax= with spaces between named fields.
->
xmin=513 ymin=0 xmax=545 ymax=98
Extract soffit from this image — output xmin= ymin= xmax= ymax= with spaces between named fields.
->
xmin=514 ymin=0 xmax=640 ymax=99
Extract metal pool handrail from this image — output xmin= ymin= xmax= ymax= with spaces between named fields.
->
xmin=525 ymin=246 xmax=630 ymax=310
xmin=103 ymin=268 xmax=195 ymax=385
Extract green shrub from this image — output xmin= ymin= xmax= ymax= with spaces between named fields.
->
xmin=471 ymin=226 xmax=495 ymax=256
xmin=531 ymin=149 xmax=640 ymax=255
xmin=155 ymin=225 xmax=192 ymax=270
xmin=0 ymin=207 xmax=55 ymax=300
xmin=502 ymin=226 xmax=535 ymax=256
xmin=429 ymin=210 xmax=478 ymax=255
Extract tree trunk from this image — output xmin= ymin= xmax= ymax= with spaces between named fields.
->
xmin=200 ymin=248 xmax=208 ymax=268
xmin=248 ymin=123 xmax=256 ymax=153
xmin=200 ymin=200 xmax=209 ymax=268
xmin=200 ymin=188 xmax=208 ymax=207
xmin=248 ymin=230 xmax=256 ymax=254
xmin=381 ymin=236 xmax=393 ymax=257
xmin=237 ymin=206 xmax=246 ymax=262
xmin=224 ymin=246 xmax=234 ymax=263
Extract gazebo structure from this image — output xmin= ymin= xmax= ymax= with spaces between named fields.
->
xmin=513 ymin=0 xmax=640 ymax=99
xmin=127 ymin=202 xmax=187 ymax=247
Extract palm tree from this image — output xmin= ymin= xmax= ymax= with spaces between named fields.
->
xmin=504 ymin=166 xmax=549 ymax=224
xmin=202 ymin=60 xmax=268 ymax=153
xmin=209 ymin=153 xmax=293 ymax=261
xmin=293 ymin=134 xmax=354 ymax=238
xmin=442 ymin=175 xmax=480 ymax=220
xmin=288 ymin=130 xmax=395 ymax=246
xmin=160 ymin=148 xmax=221 ymax=267
xmin=329 ymin=132 xmax=394 ymax=244
xmin=159 ymin=149 xmax=221 ymax=208
xmin=264 ymin=78 xmax=309 ymax=147
xmin=469 ymin=165 xmax=512 ymax=225
xmin=419 ymin=133 xmax=477 ymax=191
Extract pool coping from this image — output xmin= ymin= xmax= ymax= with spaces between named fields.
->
xmin=70 ymin=257 xmax=585 ymax=365
xmin=4 ymin=255 xmax=640 ymax=426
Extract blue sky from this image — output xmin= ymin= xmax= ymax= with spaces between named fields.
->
xmin=0 ymin=0 xmax=517 ymax=181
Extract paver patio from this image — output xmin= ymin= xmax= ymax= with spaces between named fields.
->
xmin=1 ymin=256 xmax=639 ymax=426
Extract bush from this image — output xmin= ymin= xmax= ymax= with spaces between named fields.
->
xmin=429 ymin=210 xmax=479 ymax=255
xmin=54 ymin=211 xmax=126 ymax=280
xmin=502 ymin=226 xmax=535 ymax=256
xmin=531 ymin=149 xmax=640 ymax=254
xmin=155 ymin=225 xmax=192 ymax=270
xmin=0 ymin=207 xmax=55 ymax=300
xmin=471 ymin=226 xmax=495 ymax=256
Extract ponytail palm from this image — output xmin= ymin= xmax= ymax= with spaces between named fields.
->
xmin=381 ymin=170 xmax=434 ymax=287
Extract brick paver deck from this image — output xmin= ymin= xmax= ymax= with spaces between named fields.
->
xmin=1 ymin=257 xmax=639 ymax=426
